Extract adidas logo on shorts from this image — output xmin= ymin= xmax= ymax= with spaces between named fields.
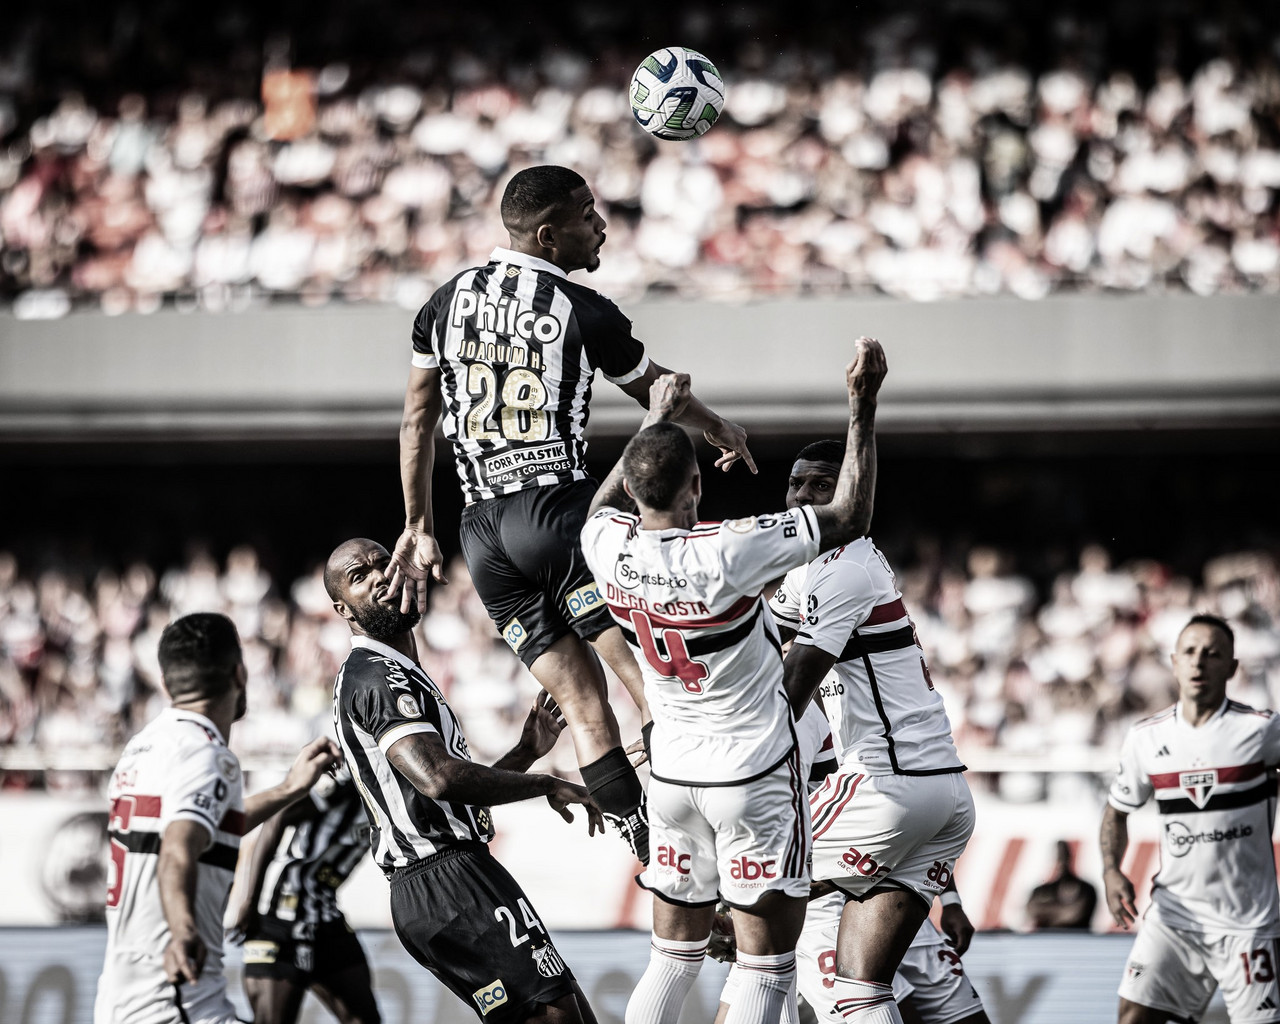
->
xmin=1258 ymin=996 xmax=1277 ymax=1011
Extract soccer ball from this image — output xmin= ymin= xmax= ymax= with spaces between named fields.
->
xmin=629 ymin=47 xmax=725 ymax=141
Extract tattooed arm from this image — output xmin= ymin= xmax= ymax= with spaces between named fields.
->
xmin=1100 ymin=804 xmax=1138 ymax=929
xmin=386 ymin=732 xmax=603 ymax=833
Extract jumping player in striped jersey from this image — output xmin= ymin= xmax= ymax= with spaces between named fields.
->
xmin=95 ymin=613 xmax=341 ymax=1024
xmin=389 ymin=164 xmax=756 ymax=865
xmin=1101 ymin=615 xmax=1280 ymax=1024
xmin=776 ymin=442 xmax=974 ymax=1024
xmin=327 ymin=537 xmax=603 ymax=1024
xmin=580 ymin=339 xmax=886 ymax=1024
xmin=231 ymin=764 xmax=379 ymax=1024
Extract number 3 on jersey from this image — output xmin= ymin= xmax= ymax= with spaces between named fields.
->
xmin=464 ymin=363 xmax=549 ymax=442
xmin=630 ymin=611 xmax=708 ymax=693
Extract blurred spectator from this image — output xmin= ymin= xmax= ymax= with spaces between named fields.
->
xmin=1026 ymin=839 xmax=1099 ymax=930
xmin=3 ymin=537 xmax=1279 ymax=796
xmin=4 ymin=0 xmax=1280 ymax=312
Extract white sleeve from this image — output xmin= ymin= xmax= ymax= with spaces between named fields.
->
xmin=768 ymin=564 xmax=807 ymax=630
xmin=1262 ymin=713 xmax=1280 ymax=768
xmin=718 ymin=506 xmax=821 ymax=595
xmin=793 ymin=549 xmax=881 ymax=659
xmin=1107 ymin=728 xmax=1151 ymax=812
xmin=161 ymin=745 xmax=239 ymax=847
xmin=580 ymin=507 xmax=625 ymax=582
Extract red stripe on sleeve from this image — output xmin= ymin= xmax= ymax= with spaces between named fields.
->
xmin=863 ymin=598 xmax=907 ymax=627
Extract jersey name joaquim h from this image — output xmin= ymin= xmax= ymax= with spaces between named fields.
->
xmin=412 ymin=247 xmax=649 ymax=504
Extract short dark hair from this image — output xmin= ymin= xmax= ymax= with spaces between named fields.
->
xmin=157 ymin=612 xmax=242 ymax=702
xmin=623 ymin=423 xmax=697 ymax=511
xmin=501 ymin=165 xmax=586 ymax=234
xmin=794 ymin=439 xmax=845 ymax=466
xmin=1182 ymin=613 xmax=1235 ymax=653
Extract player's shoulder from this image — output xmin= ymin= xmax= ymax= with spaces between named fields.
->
xmin=1131 ymin=705 xmax=1178 ymax=733
xmin=416 ymin=266 xmax=481 ymax=319
xmin=1225 ymin=698 xmax=1275 ymax=721
xmin=583 ymin=507 xmax=640 ymax=543
xmin=338 ymin=646 xmax=404 ymax=695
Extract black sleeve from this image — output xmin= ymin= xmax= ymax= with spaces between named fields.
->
xmin=410 ymin=286 xmax=450 ymax=361
xmin=344 ymin=660 xmax=443 ymax=751
xmin=575 ymin=291 xmax=646 ymax=380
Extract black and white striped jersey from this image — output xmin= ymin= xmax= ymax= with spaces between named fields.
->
xmin=411 ymin=247 xmax=649 ymax=505
xmin=255 ymin=767 xmax=368 ymax=929
xmin=333 ymin=636 xmax=495 ymax=874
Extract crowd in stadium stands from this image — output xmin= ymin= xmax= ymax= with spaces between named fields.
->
xmin=2 ymin=2 xmax=1280 ymax=312
xmin=2 ymin=542 xmax=1278 ymax=797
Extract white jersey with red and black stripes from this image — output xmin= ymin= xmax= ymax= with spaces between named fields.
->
xmin=1108 ymin=699 xmax=1280 ymax=934
xmin=581 ymin=504 xmax=821 ymax=785
xmin=96 ymin=708 xmax=245 ymax=1024
xmin=777 ymin=538 xmax=964 ymax=776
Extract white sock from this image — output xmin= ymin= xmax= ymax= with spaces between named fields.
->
xmin=723 ymin=950 xmax=797 ymax=1024
xmin=625 ymin=936 xmax=707 ymax=1024
xmin=781 ymin=975 xmax=800 ymax=1024
xmin=723 ymin=965 xmax=799 ymax=1024
xmin=830 ymin=978 xmax=901 ymax=1023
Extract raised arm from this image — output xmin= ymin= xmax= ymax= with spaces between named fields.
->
xmin=619 ymin=360 xmax=756 ymax=474
xmin=1100 ymin=803 xmax=1138 ymax=929
xmin=389 ymin=365 xmax=447 ymax=614
xmin=809 ymin=337 xmax=885 ymax=551
xmin=387 ymin=731 xmax=603 ymax=834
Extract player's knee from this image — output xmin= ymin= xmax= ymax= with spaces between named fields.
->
xmin=524 ymin=993 xmax=586 ymax=1024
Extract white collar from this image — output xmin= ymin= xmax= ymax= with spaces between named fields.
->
xmin=166 ymin=707 xmax=227 ymax=745
xmin=489 ymin=246 xmax=569 ymax=281
xmin=351 ymin=635 xmax=421 ymax=673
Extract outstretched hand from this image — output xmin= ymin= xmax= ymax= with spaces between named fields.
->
xmin=388 ymin=527 xmax=448 ymax=615
xmin=546 ymin=779 xmax=606 ymax=836
xmin=517 ymin=690 xmax=566 ymax=763
xmin=284 ymin=737 xmax=343 ymax=798
xmin=846 ymin=336 xmax=887 ymax=404
xmin=163 ymin=933 xmax=207 ymax=986
xmin=704 ymin=417 xmax=757 ymax=474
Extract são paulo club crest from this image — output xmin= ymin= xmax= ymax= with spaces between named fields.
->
xmin=1180 ymin=769 xmax=1217 ymax=808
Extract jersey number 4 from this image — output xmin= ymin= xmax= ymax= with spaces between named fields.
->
xmin=630 ymin=611 xmax=709 ymax=694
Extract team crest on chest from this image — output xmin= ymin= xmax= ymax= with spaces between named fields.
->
xmin=1180 ymin=769 xmax=1217 ymax=808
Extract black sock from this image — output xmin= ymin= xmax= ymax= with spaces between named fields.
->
xmin=580 ymin=746 xmax=649 ymax=865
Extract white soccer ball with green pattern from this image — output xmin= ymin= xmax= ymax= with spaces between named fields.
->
xmin=629 ymin=47 xmax=725 ymax=141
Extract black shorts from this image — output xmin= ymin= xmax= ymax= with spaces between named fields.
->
xmin=242 ymin=916 xmax=369 ymax=986
xmin=390 ymin=842 xmax=575 ymax=1024
xmin=460 ymin=479 xmax=614 ymax=667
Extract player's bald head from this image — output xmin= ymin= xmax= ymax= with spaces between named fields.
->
xmin=501 ymin=165 xmax=587 ymax=235
xmin=324 ymin=538 xmax=388 ymax=601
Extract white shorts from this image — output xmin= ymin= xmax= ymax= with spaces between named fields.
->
xmin=96 ymin=953 xmax=240 ymax=1024
xmin=809 ymin=770 xmax=974 ymax=907
xmin=893 ymin=923 xmax=985 ymax=1024
xmin=1118 ymin=903 xmax=1280 ymax=1023
xmin=640 ymin=753 xmax=811 ymax=908
xmin=788 ymin=893 xmax=982 ymax=1024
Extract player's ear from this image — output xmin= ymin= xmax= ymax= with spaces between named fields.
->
xmin=332 ymin=600 xmax=355 ymax=622
xmin=535 ymin=221 xmax=556 ymax=251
